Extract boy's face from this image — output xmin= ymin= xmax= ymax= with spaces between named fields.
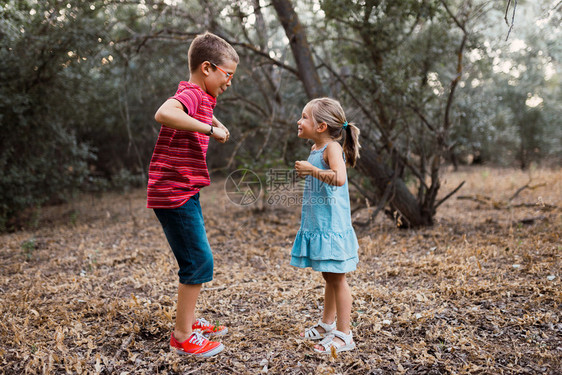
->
xmin=204 ymin=60 xmax=237 ymax=98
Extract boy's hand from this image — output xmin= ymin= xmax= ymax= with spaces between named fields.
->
xmin=295 ymin=160 xmax=315 ymax=177
xmin=211 ymin=127 xmax=228 ymax=143
xmin=215 ymin=122 xmax=230 ymax=143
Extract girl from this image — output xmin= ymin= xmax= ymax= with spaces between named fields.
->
xmin=292 ymin=97 xmax=361 ymax=354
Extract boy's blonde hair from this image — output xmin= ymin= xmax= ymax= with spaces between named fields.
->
xmin=188 ymin=32 xmax=239 ymax=73
xmin=305 ymin=97 xmax=361 ymax=167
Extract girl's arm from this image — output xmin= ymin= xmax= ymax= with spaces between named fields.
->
xmin=154 ymin=99 xmax=227 ymax=141
xmin=295 ymin=143 xmax=347 ymax=186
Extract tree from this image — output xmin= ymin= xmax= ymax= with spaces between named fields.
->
xmin=268 ymin=0 xmax=483 ymax=227
xmin=451 ymin=0 xmax=561 ymax=168
xmin=0 ymin=0 xmax=103 ymax=229
xmin=270 ymin=0 xmax=324 ymax=99
xmin=1 ymin=0 xmax=559 ymax=231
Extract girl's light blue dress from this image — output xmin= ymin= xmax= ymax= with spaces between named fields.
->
xmin=291 ymin=143 xmax=359 ymax=273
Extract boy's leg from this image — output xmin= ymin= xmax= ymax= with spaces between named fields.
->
xmin=154 ymin=194 xmax=216 ymax=341
xmin=173 ymin=282 xmax=202 ymax=342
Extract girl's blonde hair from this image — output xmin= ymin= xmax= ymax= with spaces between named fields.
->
xmin=305 ymin=97 xmax=361 ymax=167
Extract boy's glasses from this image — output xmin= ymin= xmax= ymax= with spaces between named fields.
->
xmin=210 ymin=62 xmax=234 ymax=82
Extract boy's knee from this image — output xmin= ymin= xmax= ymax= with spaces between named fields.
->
xmin=178 ymin=252 xmax=214 ymax=284
xmin=194 ymin=255 xmax=214 ymax=282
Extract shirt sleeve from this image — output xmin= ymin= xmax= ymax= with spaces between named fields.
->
xmin=172 ymin=87 xmax=202 ymax=117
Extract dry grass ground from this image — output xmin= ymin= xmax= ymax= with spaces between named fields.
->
xmin=1 ymin=166 xmax=561 ymax=374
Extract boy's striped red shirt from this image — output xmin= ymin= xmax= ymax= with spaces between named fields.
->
xmin=147 ymin=81 xmax=216 ymax=208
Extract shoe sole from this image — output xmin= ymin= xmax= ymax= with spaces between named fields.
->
xmin=314 ymin=342 xmax=356 ymax=354
xmin=202 ymin=326 xmax=228 ymax=338
xmin=172 ymin=342 xmax=225 ymax=357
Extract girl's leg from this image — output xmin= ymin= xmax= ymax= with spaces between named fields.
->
xmin=301 ymin=276 xmax=336 ymax=338
xmin=173 ymin=282 xmax=202 ymax=342
xmin=322 ymin=273 xmax=337 ymax=325
xmin=315 ymin=272 xmax=352 ymax=349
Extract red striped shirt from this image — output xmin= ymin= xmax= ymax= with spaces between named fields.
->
xmin=147 ymin=81 xmax=217 ymax=208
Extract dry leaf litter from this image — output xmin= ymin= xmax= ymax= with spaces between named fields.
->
xmin=1 ymin=167 xmax=561 ymax=374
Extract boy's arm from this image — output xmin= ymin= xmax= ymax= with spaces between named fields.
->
xmin=155 ymin=99 xmax=214 ymax=134
xmin=155 ymin=99 xmax=227 ymax=142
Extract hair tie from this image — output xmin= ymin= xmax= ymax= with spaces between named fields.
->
xmin=342 ymin=121 xmax=348 ymax=130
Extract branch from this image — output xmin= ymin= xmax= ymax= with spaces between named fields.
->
xmin=444 ymin=30 xmax=467 ymax=134
xmin=435 ymin=180 xmax=465 ymax=208
xmin=504 ymin=0 xmax=513 ymax=24
xmin=314 ymin=54 xmax=429 ymax=190
xmin=457 ymin=194 xmax=496 ymax=206
xmin=105 ymin=332 xmax=134 ymax=373
xmin=314 ymin=54 xmax=382 ymax=130
xmin=114 ymin=28 xmax=300 ymax=77
xmin=353 ymin=166 xmax=398 ymax=226
xmin=439 ymin=1 xmax=468 ymax=156
xmin=371 ymin=171 xmax=399 ymax=222
xmin=511 ymin=202 xmax=557 ymax=211
xmin=224 ymin=130 xmax=252 ymax=170
xmin=508 ymin=182 xmax=546 ymax=202
xmin=504 ymin=0 xmax=518 ymax=41
xmin=457 ymin=194 xmax=557 ymax=211
xmin=407 ymin=104 xmax=436 ymax=132
xmin=349 ymin=178 xmax=375 ymax=205
xmin=441 ymin=0 xmax=467 ymax=33
xmin=516 ymin=216 xmax=546 ymax=225
xmin=229 ymin=41 xmax=299 ymax=76
xmin=114 ymin=30 xmax=198 ymax=45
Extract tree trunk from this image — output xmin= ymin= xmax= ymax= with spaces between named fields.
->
xmin=271 ymin=0 xmax=325 ymax=99
xmin=272 ymin=0 xmax=432 ymax=228
xmin=357 ymin=147 xmax=432 ymax=227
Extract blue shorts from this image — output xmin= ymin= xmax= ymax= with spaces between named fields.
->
xmin=154 ymin=193 xmax=213 ymax=284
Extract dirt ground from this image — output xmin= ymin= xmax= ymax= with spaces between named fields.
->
xmin=1 ymin=166 xmax=561 ymax=374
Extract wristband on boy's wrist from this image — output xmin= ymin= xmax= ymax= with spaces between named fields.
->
xmin=207 ymin=125 xmax=214 ymax=136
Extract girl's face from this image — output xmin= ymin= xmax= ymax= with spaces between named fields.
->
xmin=297 ymin=106 xmax=316 ymax=139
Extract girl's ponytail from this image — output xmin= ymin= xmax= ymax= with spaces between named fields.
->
xmin=342 ymin=122 xmax=361 ymax=167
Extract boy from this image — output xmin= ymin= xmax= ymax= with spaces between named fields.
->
xmin=147 ymin=32 xmax=239 ymax=357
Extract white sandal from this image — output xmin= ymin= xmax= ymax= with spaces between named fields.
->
xmin=302 ymin=320 xmax=336 ymax=340
xmin=314 ymin=330 xmax=356 ymax=354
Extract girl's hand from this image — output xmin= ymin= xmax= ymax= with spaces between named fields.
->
xmin=295 ymin=160 xmax=315 ymax=177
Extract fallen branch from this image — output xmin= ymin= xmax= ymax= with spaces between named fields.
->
xmin=511 ymin=202 xmax=557 ymax=211
xmin=203 ymin=284 xmax=239 ymax=291
xmin=516 ymin=216 xmax=547 ymax=225
xmin=105 ymin=333 xmax=135 ymax=373
xmin=508 ymin=182 xmax=546 ymax=202
xmin=458 ymin=194 xmax=558 ymax=211
xmin=457 ymin=194 xmax=500 ymax=207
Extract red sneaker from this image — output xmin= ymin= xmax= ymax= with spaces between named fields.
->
xmin=170 ymin=331 xmax=224 ymax=357
xmin=192 ymin=318 xmax=228 ymax=337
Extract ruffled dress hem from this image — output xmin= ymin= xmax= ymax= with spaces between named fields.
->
xmin=291 ymin=228 xmax=359 ymax=273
